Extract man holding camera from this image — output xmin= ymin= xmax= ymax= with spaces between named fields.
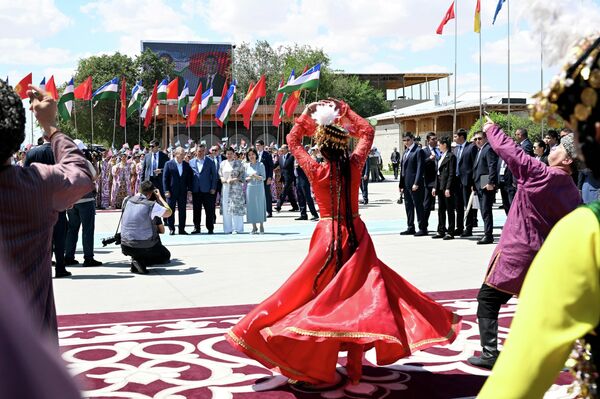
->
xmin=120 ymin=181 xmax=173 ymax=274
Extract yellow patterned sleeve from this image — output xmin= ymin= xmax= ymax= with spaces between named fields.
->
xmin=478 ymin=207 xmax=600 ymax=399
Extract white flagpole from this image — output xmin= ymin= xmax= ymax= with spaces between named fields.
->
xmin=210 ymin=107 xmax=213 ymax=147
xmin=30 ymin=109 xmax=34 ymax=145
xmin=73 ymin=100 xmax=78 ymax=139
xmin=479 ymin=12 xmax=483 ymax=124
xmin=90 ymin=100 xmax=94 ymax=148
xmin=540 ymin=32 xmax=545 ymax=135
xmin=507 ymin=0 xmax=511 ymax=132
xmin=452 ymin=0 xmax=458 ymax=133
xmin=112 ymin=99 xmax=117 ymax=149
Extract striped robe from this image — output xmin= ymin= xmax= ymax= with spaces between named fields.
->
xmin=0 ymin=133 xmax=94 ymax=339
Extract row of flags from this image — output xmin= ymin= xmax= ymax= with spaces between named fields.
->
xmin=437 ymin=0 xmax=506 ymax=35
xmin=8 ymin=63 xmax=322 ymax=130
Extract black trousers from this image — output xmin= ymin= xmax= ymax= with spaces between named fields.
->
xmin=277 ymin=177 xmax=298 ymax=210
xmin=192 ymin=192 xmax=216 ymax=232
xmin=296 ymin=178 xmax=318 ymax=217
xmin=499 ymin=184 xmax=516 ymax=215
xmin=360 ymin=178 xmax=369 ymax=201
xmin=456 ymin=182 xmax=477 ymax=232
xmin=392 ymin=163 xmax=399 ymax=179
xmin=476 ymin=283 xmax=513 ymax=319
xmin=477 ymin=188 xmax=495 ymax=238
xmin=423 ymin=184 xmax=436 ymax=230
xmin=121 ymin=242 xmax=171 ymax=267
xmin=264 ymin=181 xmax=273 ymax=216
xmin=52 ymin=211 xmax=67 ymax=270
xmin=436 ymin=188 xmax=456 ymax=234
xmin=167 ymin=195 xmax=187 ymax=232
xmin=150 ymin=176 xmax=164 ymax=195
xmin=403 ymin=186 xmax=425 ymax=231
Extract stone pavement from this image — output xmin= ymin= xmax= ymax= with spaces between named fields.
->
xmin=54 ymin=180 xmax=506 ymax=315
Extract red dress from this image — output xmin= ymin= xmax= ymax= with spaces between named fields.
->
xmin=226 ymin=110 xmax=461 ymax=385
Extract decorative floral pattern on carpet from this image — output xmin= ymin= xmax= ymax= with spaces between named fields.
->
xmin=58 ymin=289 xmax=574 ymax=399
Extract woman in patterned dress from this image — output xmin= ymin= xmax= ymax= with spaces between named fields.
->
xmin=111 ymin=156 xmax=130 ymax=209
xmin=219 ymin=147 xmax=246 ymax=234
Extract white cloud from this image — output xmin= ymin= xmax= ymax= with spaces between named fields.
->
xmin=410 ymin=35 xmax=444 ymax=52
xmin=0 ymin=38 xmax=72 ymax=66
xmin=0 ymin=0 xmax=71 ymax=39
xmin=43 ymin=66 xmax=76 ymax=86
xmin=478 ymin=30 xmax=539 ymax=65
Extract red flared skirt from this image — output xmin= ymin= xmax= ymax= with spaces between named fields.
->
xmin=226 ymin=217 xmax=461 ymax=384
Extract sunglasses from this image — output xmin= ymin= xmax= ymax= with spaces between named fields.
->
xmin=474 ymin=137 xmax=484 ymax=141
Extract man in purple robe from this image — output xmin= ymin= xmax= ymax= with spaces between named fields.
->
xmin=467 ymin=120 xmax=582 ymax=369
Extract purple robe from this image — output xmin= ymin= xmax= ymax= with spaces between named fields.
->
xmin=0 ymin=133 xmax=94 ymax=337
xmin=483 ymin=125 xmax=581 ymax=295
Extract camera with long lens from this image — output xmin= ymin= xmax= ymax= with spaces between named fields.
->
xmin=101 ymin=233 xmax=121 ymax=247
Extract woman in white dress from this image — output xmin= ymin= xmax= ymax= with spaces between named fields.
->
xmin=219 ymin=147 xmax=246 ymax=234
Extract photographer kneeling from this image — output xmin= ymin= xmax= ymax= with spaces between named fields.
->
xmin=121 ymin=181 xmax=173 ymax=274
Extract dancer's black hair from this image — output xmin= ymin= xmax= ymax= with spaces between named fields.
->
xmin=0 ymin=79 xmax=26 ymax=164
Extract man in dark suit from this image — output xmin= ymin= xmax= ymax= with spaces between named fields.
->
xmin=163 ymin=147 xmax=193 ymax=235
xmin=497 ymin=157 xmax=515 ymax=215
xmin=142 ymin=139 xmax=168 ymax=195
xmin=294 ymin=146 xmax=319 ymax=220
xmin=453 ymin=128 xmax=478 ymax=237
xmin=24 ymin=138 xmax=70 ymax=278
xmin=399 ymin=132 xmax=427 ymax=236
xmin=390 ymin=147 xmax=401 ymax=180
xmin=361 ymin=155 xmax=370 ymax=204
xmin=432 ymin=136 xmax=457 ymax=240
xmin=189 ymin=144 xmax=217 ymax=234
xmin=275 ymin=144 xmax=299 ymax=212
xmin=255 ymin=139 xmax=274 ymax=217
xmin=421 ymin=132 xmax=439 ymax=232
xmin=515 ymin=128 xmax=534 ymax=156
xmin=472 ymin=131 xmax=499 ymax=244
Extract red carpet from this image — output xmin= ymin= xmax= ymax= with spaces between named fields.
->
xmin=58 ymin=289 xmax=574 ymax=399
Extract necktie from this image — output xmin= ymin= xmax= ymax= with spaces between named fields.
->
xmin=456 ymin=145 xmax=463 ymax=174
xmin=208 ymin=74 xmax=213 ymax=88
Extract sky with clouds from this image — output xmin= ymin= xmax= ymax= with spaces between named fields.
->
xmin=1 ymin=0 xmax=598 ymax=104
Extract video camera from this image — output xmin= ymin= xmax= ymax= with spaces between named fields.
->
xmin=101 ymin=233 xmax=121 ymax=247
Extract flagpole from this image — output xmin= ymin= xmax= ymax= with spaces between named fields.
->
xmin=452 ymin=0 xmax=458 ymax=133
xmin=210 ymin=108 xmax=213 ymax=147
xmin=153 ymin=109 xmax=157 ymax=140
xmin=176 ymin=108 xmax=179 ymax=142
xmin=507 ymin=0 xmax=511 ymax=132
xmin=138 ymin=112 xmax=141 ymax=146
xmin=73 ymin=100 xmax=78 ymax=139
xmin=30 ymin=109 xmax=34 ymax=145
xmin=90 ymin=100 xmax=94 ymax=148
xmin=112 ymin=99 xmax=117 ymax=149
xmin=479 ymin=11 xmax=483 ymax=124
xmin=124 ymin=115 xmax=127 ymax=146
xmin=540 ymin=32 xmax=545 ymax=135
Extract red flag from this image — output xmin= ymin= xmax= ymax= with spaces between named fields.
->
xmin=272 ymin=77 xmax=285 ymax=126
xmin=283 ymin=66 xmax=307 ymax=118
xmin=436 ymin=1 xmax=455 ymax=35
xmin=14 ymin=73 xmax=32 ymax=99
xmin=74 ymin=76 xmax=92 ymax=100
xmin=144 ymin=81 xmax=159 ymax=129
xmin=187 ymin=83 xmax=203 ymax=127
xmin=166 ymin=77 xmax=179 ymax=100
xmin=236 ymin=81 xmax=256 ymax=129
xmin=119 ymin=78 xmax=127 ymax=128
xmin=46 ymin=76 xmax=58 ymax=100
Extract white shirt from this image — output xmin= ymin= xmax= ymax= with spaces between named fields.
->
xmin=404 ymin=143 xmax=416 ymax=160
xmin=175 ymin=160 xmax=183 ymax=176
xmin=437 ymin=151 xmax=448 ymax=175
xmin=195 ymin=157 xmax=204 ymax=173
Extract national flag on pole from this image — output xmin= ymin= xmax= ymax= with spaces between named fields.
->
xmin=187 ymin=83 xmax=202 ymax=127
xmin=157 ymin=79 xmax=168 ymax=101
xmin=436 ymin=1 xmax=455 ymax=35
xmin=46 ymin=76 xmax=58 ymax=100
xmin=127 ymin=80 xmax=144 ymax=117
xmin=282 ymin=66 xmax=306 ymax=118
xmin=14 ymin=73 xmax=32 ymax=99
xmin=200 ymin=87 xmax=213 ymax=114
xmin=74 ymin=76 xmax=92 ymax=100
xmin=215 ymin=80 xmax=236 ymax=127
xmin=277 ymin=64 xmax=320 ymax=94
xmin=166 ymin=77 xmax=179 ymax=100
xmin=39 ymin=77 xmax=46 ymax=91
xmin=178 ymin=80 xmax=189 ymax=116
xmin=236 ymin=75 xmax=266 ymax=129
xmin=143 ymin=81 xmax=159 ymax=128
xmin=492 ymin=0 xmax=506 ymax=24
xmin=250 ymin=75 xmax=266 ymax=121
xmin=272 ymin=77 xmax=285 ymax=126
xmin=57 ymin=78 xmax=75 ymax=121
xmin=474 ymin=0 xmax=481 ymax=33
xmin=92 ymin=77 xmax=119 ymax=102
xmin=119 ymin=78 xmax=127 ymax=128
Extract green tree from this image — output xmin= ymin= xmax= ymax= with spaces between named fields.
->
xmin=468 ymin=112 xmax=562 ymax=143
xmin=58 ymin=50 xmax=173 ymax=148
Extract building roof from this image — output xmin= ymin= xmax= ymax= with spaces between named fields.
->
xmin=339 ymin=72 xmax=451 ymax=90
xmin=370 ymin=91 xmax=534 ymax=121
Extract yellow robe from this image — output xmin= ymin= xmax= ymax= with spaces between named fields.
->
xmin=478 ymin=206 xmax=600 ymax=398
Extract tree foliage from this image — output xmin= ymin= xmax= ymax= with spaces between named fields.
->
xmin=468 ymin=111 xmax=563 ymax=143
xmin=58 ymin=50 xmax=174 ymax=147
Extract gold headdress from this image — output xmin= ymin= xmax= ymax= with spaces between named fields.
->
xmin=312 ymin=103 xmax=350 ymax=150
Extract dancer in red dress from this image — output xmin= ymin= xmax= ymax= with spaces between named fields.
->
xmin=226 ymin=100 xmax=461 ymax=385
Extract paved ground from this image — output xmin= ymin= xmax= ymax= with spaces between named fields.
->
xmin=54 ymin=180 xmax=506 ymax=315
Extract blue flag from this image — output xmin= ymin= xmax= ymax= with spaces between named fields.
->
xmin=492 ymin=0 xmax=506 ymax=25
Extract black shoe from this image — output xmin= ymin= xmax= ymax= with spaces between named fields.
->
xmin=267 ymin=213 xmax=273 ymax=218
xmin=191 ymin=228 xmax=201 ymax=234
xmin=169 ymin=230 xmax=175 ymax=235
xmin=83 ymin=258 xmax=102 ymax=267
xmin=477 ymin=236 xmax=494 ymax=245
xmin=443 ymin=234 xmax=455 ymax=240
xmin=467 ymin=318 xmax=499 ymax=370
xmin=432 ymin=233 xmax=445 ymax=239
xmin=179 ymin=230 xmax=189 ymax=235
xmin=275 ymin=207 xmax=281 ymax=213
xmin=295 ymin=216 xmax=308 ymax=220
xmin=131 ymin=260 xmax=148 ymax=274
xmin=414 ymin=230 xmax=428 ymax=237
xmin=310 ymin=216 xmax=320 ymax=221
xmin=55 ymin=270 xmax=72 ymax=278
xmin=65 ymin=258 xmax=79 ymax=266
xmin=400 ymin=229 xmax=416 ymax=235
xmin=207 ymin=230 xmax=214 ymax=234
xmin=453 ymin=229 xmax=463 ymax=236
xmin=460 ymin=230 xmax=473 ymax=237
